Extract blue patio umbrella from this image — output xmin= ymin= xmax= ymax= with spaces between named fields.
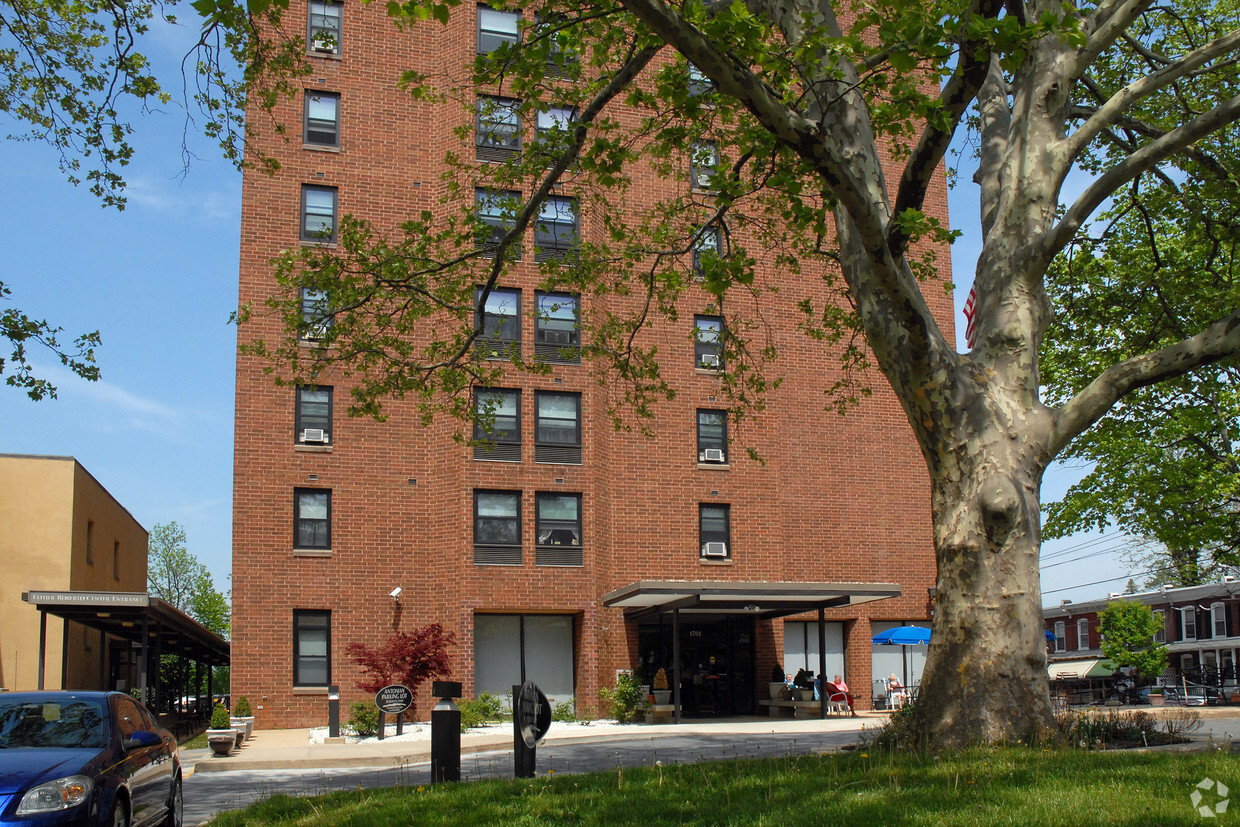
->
xmin=872 ymin=625 xmax=932 ymax=646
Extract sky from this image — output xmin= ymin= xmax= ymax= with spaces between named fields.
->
xmin=0 ymin=20 xmax=1138 ymax=605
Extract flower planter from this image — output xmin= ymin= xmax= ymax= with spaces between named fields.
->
xmin=232 ymin=725 xmax=246 ymax=747
xmin=797 ymin=689 xmax=814 ymax=702
xmin=206 ymin=730 xmax=236 ymax=757
xmin=769 ymin=682 xmax=788 ymax=700
xmin=652 ymin=690 xmax=672 ymax=705
xmin=1149 ymin=694 xmax=1165 ymax=707
xmin=232 ymin=717 xmax=254 ymax=740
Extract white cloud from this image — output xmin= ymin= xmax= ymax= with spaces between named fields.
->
xmin=124 ymin=175 xmax=240 ymax=224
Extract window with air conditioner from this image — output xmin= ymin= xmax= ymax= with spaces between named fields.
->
xmin=478 ymin=5 xmax=520 ymax=54
xmin=534 ymin=291 xmax=580 ymax=363
xmin=697 ymin=409 xmax=727 ymax=464
xmin=307 ymin=0 xmax=341 ymax=55
xmin=536 ymin=492 xmax=582 ymax=566
xmin=691 ymin=141 xmax=718 ymax=191
xmin=296 ymin=386 xmax=333 ymax=444
xmin=694 ymin=315 xmax=723 ymax=370
xmin=474 ymin=490 xmax=521 ymax=565
xmin=473 ymin=387 xmax=520 ymax=461
xmin=475 ymin=285 xmax=520 ymax=357
xmin=699 ymin=503 xmax=730 ymax=559
xmin=476 ymin=96 xmax=521 ymax=161
xmin=475 ymin=188 xmax=521 ymax=259
xmin=535 ymin=391 xmax=581 ymax=464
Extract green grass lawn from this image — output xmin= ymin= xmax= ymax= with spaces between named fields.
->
xmin=205 ymin=746 xmax=1238 ymax=825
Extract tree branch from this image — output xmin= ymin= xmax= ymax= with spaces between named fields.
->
xmin=1051 ymin=310 xmax=1240 ymax=454
xmin=974 ymin=56 xmax=1010 ymax=239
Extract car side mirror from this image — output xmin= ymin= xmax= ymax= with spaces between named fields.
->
xmin=124 ymin=731 xmax=162 ymax=750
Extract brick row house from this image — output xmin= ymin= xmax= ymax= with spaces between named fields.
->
xmin=232 ymin=0 xmax=950 ymax=727
xmin=1045 ymin=581 xmax=1240 ymax=692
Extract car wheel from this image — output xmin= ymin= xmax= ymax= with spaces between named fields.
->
xmin=110 ymin=800 xmax=129 ymax=827
xmin=163 ymin=777 xmax=183 ymax=827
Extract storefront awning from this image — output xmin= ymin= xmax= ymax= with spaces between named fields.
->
xmin=1048 ymin=658 xmax=1115 ymax=680
xmin=602 ymin=580 xmax=902 ymax=620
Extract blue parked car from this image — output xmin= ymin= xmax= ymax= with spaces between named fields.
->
xmin=0 ymin=691 xmax=181 ymax=826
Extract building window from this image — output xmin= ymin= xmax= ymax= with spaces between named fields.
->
xmin=477 ymin=5 xmax=520 ymax=54
xmin=475 ymin=286 xmax=520 ymax=357
xmin=296 ymin=386 xmax=333 ymax=444
xmin=293 ymin=610 xmax=331 ymax=686
xmin=700 ymin=503 xmax=730 ymax=559
xmin=697 ymin=409 xmax=727 ymax=464
xmin=535 ymin=391 xmax=581 ymax=464
xmin=474 ymin=490 xmax=522 ymax=565
xmin=692 ymin=226 xmax=721 ymax=279
xmin=476 ymin=96 xmax=521 ymax=162
xmin=535 ymin=195 xmax=577 ymax=262
xmin=300 ymin=288 xmax=333 ymax=340
xmin=1076 ymin=618 xmax=1089 ymax=651
xmin=1213 ymin=602 xmax=1227 ymax=638
xmin=691 ymin=141 xmax=718 ymax=190
xmin=1182 ymin=606 xmax=1197 ymax=641
xmin=475 ymin=614 xmax=574 ymax=703
xmin=295 ymin=488 xmax=331 ymax=550
xmin=301 ymin=185 xmax=337 ymax=243
xmin=473 ymin=388 xmax=521 ymax=462
xmin=535 ymin=106 xmax=575 ymax=164
xmin=688 ymin=62 xmax=713 ymax=97
xmin=1052 ymin=621 xmax=1065 ymax=653
xmin=694 ymin=315 xmax=723 ymax=370
xmin=304 ymin=91 xmax=340 ymax=147
xmin=534 ymin=13 xmax=578 ymax=77
xmin=534 ymin=291 xmax=579 ymax=363
xmin=475 ymin=188 xmax=520 ymax=258
xmin=536 ymin=492 xmax=582 ymax=566
xmin=1153 ymin=609 xmax=1166 ymax=644
xmin=307 ymin=0 xmax=341 ymax=54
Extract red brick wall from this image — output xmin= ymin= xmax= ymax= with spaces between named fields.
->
xmin=233 ymin=0 xmax=949 ymax=727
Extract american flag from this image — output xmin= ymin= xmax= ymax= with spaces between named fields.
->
xmin=963 ymin=286 xmax=978 ymax=348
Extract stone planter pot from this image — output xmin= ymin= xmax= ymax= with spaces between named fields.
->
xmin=652 ymin=690 xmax=672 ymax=705
xmin=797 ymin=689 xmax=814 ymax=701
xmin=769 ymin=682 xmax=788 ymax=700
xmin=1149 ymin=693 xmax=1165 ymax=707
xmin=206 ymin=730 xmax=235 ymax=757
xmin=232 ymin=725 xmax=245 ymax=747
xmin=232 ymin=717 xmax=254 ymax=740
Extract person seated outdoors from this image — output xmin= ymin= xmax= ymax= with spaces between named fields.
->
xmin=888 ymin=673 xmax=907 ymax=708
xmin=825 ymin=674 xmax=857 ymax=717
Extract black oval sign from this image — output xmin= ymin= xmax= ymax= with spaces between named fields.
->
xmin=375 ymin=684 xmax=413 ymax=715
xmin=516 ymin=680 xmax=551 ymax=748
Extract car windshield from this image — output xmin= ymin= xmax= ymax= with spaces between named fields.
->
xmin=0 ymin=699 xmax=108 ymax=749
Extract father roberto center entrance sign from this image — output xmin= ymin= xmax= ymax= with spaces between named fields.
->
xmin=513 ymin=680 xmax=551 ymax=778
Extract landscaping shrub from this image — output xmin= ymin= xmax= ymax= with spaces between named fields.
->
xmin=233 ymin=696 xmax=253 ymax=717
xmin=210 ymin=703 xmax=231 ymax=729
xmin=599 ymin=671 xmax=645 ymax=723
xmin=459 ymin=692 xmax=506 ymax=732
xmin=552 ymin=697 xmax=577 ymax=722
xmin=348 ymin=701 xmax=380 ymax=737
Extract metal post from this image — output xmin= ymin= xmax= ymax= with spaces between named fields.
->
xmin=430 ymin=681 xmax=462 ymax=783
xmin=818 ymin=607 xmax=828 ymax=719
xmin=672 ymin=608 xmax=682 ymax=725
xmin=138 ymin=615 xmax=149 ymax=706
xmin=513 ymin=684 xmax=535 ymax=778
xmin=37 ymin=610 xmax=47 ymax=690
xmin=377 ymin=710 xmax=386 ymax=741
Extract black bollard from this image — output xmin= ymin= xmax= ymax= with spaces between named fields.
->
xmin=430 ymin=681 xmax=462 ymax=783
xmin=327 ymin=685 xmax=340 ymax=739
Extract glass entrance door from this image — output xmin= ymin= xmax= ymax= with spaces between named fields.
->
xmin=637 ymin=615 xmax=755 ymax=717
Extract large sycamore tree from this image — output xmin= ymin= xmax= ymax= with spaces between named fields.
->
xmin=231 ymin=0 xmax=1240 ymax=748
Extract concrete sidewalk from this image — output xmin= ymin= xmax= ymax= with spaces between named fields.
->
xmin=187 ymin=713 xmax=878 ymax=774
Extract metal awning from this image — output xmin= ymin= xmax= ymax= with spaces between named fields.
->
xmin=602 ymin=580 xmax=902 ymax=620
xmin=22 ymin=590 xmax=230 ymax=667
xmin=1048 ymin=658 xmax=1116 ymax=680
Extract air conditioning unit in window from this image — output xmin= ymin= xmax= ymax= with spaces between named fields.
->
xmin=703 ymin=448 xmax=725 ymax=462
xmin=300 ymin=429 xmax=330 ymax=444
xmin=700 ymin=353 xmax=720 ymax=369
xmin=543 ymin=329 xmax=571 ymax=345
xmin=702 ymin=541 xmax=728 ymax=557
xmin=311 ymin=30 xmax=336 ymax=51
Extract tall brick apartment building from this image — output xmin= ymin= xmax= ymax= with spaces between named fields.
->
xmin=233 ymin=0 xmax=949 ymax=728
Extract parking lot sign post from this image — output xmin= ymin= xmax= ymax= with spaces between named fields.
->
xmin=430 ymin=681 xmax=462 ymax=783
xmin=513 ymin=681 xmax=551 ymax=779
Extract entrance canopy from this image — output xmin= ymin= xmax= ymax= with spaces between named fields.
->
xmin=602 ymin=580 xmax=902 ymax=620
xmin=22 ymin=591 xmax=230 ymax=666
xmin=1048 ymin=658 xmax=1116 ymax=680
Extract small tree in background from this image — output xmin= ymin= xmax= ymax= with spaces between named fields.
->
xmin=345 ymin=623 xmax=455 ymax=718
xmin=1098 ymin=601 xmax=1169 ymax=682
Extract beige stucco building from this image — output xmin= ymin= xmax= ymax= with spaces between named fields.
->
xmin=0 ymin=454 xmax=148 ymax=691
